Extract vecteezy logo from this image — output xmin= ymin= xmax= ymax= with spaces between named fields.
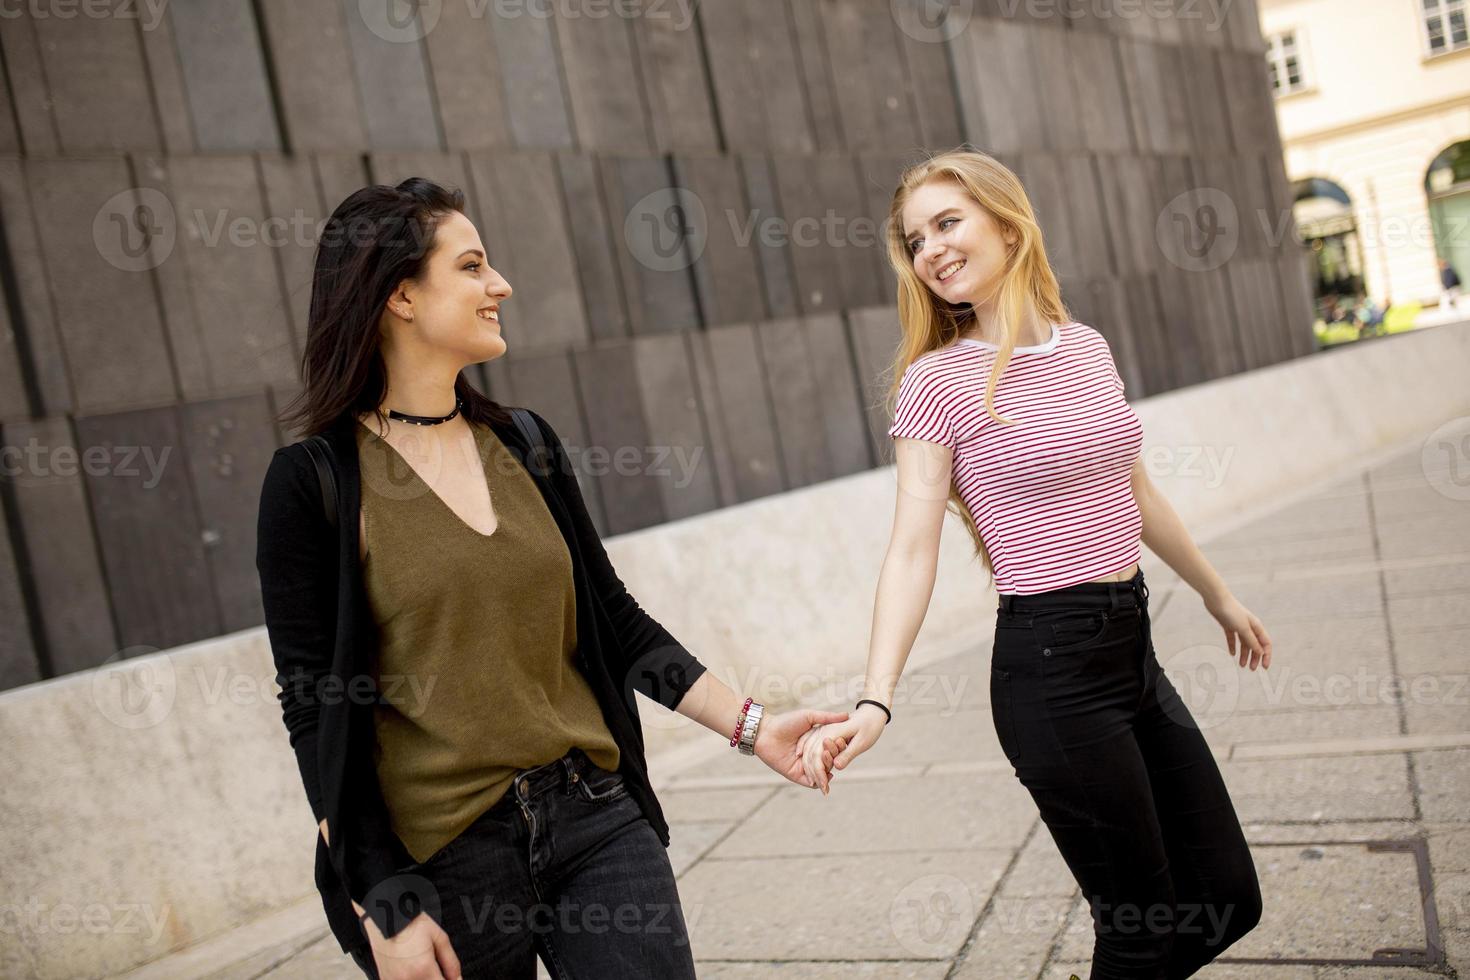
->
xmin=94 ymin=188 xmax=176 ymax=273
xmin=621 ymin=650 xmax=703 ymax=731
xmin=1155 ymin=187 xmax=1239 ymax=272
xmin=889 ymin=873 xmax=975 ymax=957
xmin=623 ymin=187 xmax=707 ymax=273
xmin=361 ymin=873 xmax=442 ymax=940
xmin=90 ymin=647 xmax=176 ymax=730
xmin=359 ymin=0 xmax=442 ymax=43
xmin=1421 ymin=417 xmax=1470 ymax=501
xmin=891 ymin=0 xmax=974 ymax=43
xmin=1158 ymin=644 xmax=1240 ymax=730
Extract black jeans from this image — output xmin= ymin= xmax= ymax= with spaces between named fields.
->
xmin=990 ymin=568 xmax=1262 ymax=979
xmin=349 ymin=747 xmax=697 ymax=979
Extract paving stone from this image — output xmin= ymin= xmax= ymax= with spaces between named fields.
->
xmin=1313 ymin=966 xmax=1444 ymax=978
xmin=695 ymin=963 xmax=948 ymax=979
xmin=1390 ymin=593 xmax=1470 ymax=633
xmin=859 ymin=711 xmax=1009 ymax=770
xmin=1403 ymin=676 xmax=1470 ymax=735
xmin=708 ymin=773 xmax=1033 ymax=858
xmin=257 ymin=935 xmax=369 ymax=978
xmin=1243 ymin=821 xmax=1421 ymax=844
xmin=1412 ymin=749 xmax=1470 ymax=824
xmin=659 ymin=785 xmax=780 ymax=825
xmin=667 ymin=821 xmax=731 ymax=878
xmin=1235 ymin=841 xmax=1427 ymax=960
xmin=1201 ymin=705 xmax=1401 ymax=748
xmin=1384 ymin=560 xmax=1470 ymax=597
xmin=1426 ymin=823 xmax=1470 ymax=874
xmin=1219 ymin=755 xmax=1415 ymax=823
xmin=998 ymin=827 xmax=1081 ymax=901
xmin=679 ymin=849 xmax=1008 ymax=960
xmin=950 ymin=896 xmax=1073 ymax=979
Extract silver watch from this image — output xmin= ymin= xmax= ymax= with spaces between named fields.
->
xmin=737 ymin=701 xmax=764 ymax=755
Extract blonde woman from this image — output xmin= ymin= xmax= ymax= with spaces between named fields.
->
xmin=802 ymin=150 xmax=1272 ymax=978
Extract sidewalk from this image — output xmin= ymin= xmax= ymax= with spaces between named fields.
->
xmin=128 ymin=419 xmax=1470 ymax=979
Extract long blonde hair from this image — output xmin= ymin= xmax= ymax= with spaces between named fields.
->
xmin=883 ymin=148 xmax=1071 ymax=572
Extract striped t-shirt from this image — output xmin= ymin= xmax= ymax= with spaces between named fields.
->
xmin=888 ymin=321 xmax=1143 ymax=595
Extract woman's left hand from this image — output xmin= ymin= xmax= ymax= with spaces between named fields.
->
xmin=753 ymin=709 xmax=851 ymax=788
xmin=1205 ymin=592 xmax=1273 ymax=671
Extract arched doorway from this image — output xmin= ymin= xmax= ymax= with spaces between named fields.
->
xmin=1426 ymin=140 xmax=1470 ymax=309
xmin=1293 ymin=177 xmax=1364 ymax=324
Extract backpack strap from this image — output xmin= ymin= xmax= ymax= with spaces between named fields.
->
xmin=300 ymin=434 xmax=338 ymax=531
xmin=510 ymin=407 xmax=550 ymax=476
xmin=302 ymin=412 xmax=541 ymax=530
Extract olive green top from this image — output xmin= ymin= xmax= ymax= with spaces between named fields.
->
xmin=355 ymin=419 xmax=620 ymax=865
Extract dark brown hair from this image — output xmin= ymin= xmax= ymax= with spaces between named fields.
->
xmin=276 ymin=177 xmax=510 ymax=438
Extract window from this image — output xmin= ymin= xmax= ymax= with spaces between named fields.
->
xmin=1266 ymin=30 xmax=1309 ymax=95
xmin=1423 ymin=0 xmax=1470 ymax=56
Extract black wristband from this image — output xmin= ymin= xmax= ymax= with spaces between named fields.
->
xmin=856 ymin=699 xmax=892 ymax=724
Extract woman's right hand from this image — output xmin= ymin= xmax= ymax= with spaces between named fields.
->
xmin=362 ymin=910 xmax=462 ymax=980
xmin=799 ymin=702 xmax=889 ymax=794
xmin=319 ymin=821 xmax=460 ymax=978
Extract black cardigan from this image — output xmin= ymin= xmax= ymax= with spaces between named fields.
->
xmin=254 ymin=407 xmax=708 ymax=954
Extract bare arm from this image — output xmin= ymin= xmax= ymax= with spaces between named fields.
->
xmin=1130 ymin=456 xmax=1272 ymax=669
xmin=1130 ymin=455 xmax=1230 ymax=607
xmin=859 ymin=437 xmax=954 ymax=707
xmin=803 ymin=436 xmax=953 ymax=789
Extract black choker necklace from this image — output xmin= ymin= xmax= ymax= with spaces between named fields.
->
xmin=387 ymin=398 xmax=462 ymax=426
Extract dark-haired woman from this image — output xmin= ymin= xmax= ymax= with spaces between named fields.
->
xmin=256 ymin=179 xmax=850 ymax=979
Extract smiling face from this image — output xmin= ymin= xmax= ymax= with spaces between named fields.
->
xmin=394 ymin=209 xmax=512 ymax=363
xmin=900 ymin=179 xmax=1017 ymax=308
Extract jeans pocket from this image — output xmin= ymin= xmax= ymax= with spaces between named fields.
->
xmin=990 ymin=667 xmax=1021 ymax=765
xmin=1036 ymin=609 xmax=1111 ymax=653
xmin=577 ymin=767 xmax=629 ymax=804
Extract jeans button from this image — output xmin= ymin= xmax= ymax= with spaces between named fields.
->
xmin=1043 ymin=647 xmax=1052 ymax=656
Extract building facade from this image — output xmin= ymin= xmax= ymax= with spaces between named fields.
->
xmin=1261 ymin=0 xmax=1470 ymax=310
xmin=0 ymin=0 xmax=1312 ymax=691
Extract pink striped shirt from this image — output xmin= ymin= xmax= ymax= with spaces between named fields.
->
xmin=888 ymin=321 xmax=1143 ymax=595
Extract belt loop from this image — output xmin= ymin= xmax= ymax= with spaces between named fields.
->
xmin=999 ymin=592 xmax=1013 ymax=613
xmin=1108 ymin=587 xmax=1121 ymax=613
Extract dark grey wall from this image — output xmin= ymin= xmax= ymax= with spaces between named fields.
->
xmin=0 ymin=0 xmax=1314 ymax=690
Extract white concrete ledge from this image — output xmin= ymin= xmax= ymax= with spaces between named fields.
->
xmin=2 ymin=321 xmax=1467 ymax=979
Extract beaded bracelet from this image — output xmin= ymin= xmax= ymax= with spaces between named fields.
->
xmin=729 ymin=696 xmax=753 ymax=747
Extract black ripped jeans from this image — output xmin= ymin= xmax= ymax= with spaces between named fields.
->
xmin=348 ymin=747 xmax=697 ymax=979
xmin=990 ymin=568 xmax=1263 ymax=979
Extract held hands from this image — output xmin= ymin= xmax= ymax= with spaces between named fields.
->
xmin=1204 ymin=592 xmax=1273 ymax=671
xmin=753 ymin=708 xmax=854 ymax=788
xmin=797 ymin=702 xmax=889 ymax=795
